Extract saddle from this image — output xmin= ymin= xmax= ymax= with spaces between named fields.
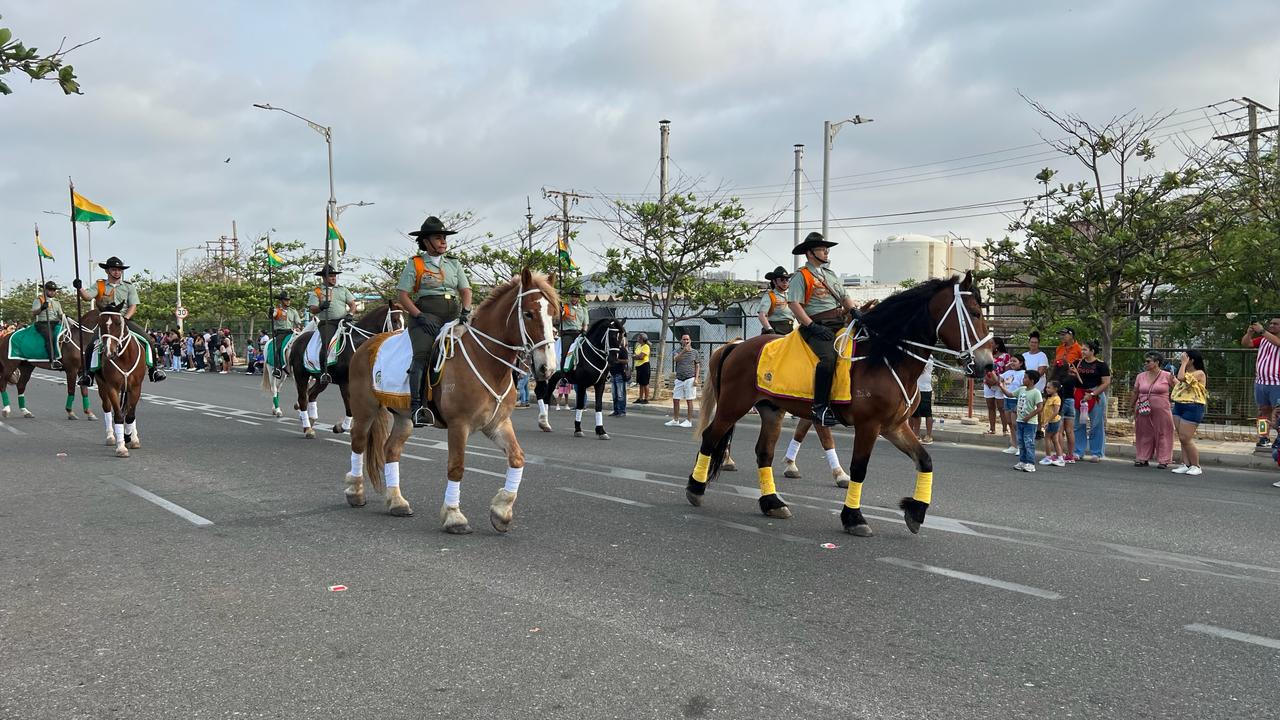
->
xmin=5 ymin=323 xmax=63 ymax=362
xmin=756 ymin=329 xmax=855 ymax=403
xmin=368 ymin=326 xmax=459 ymax=428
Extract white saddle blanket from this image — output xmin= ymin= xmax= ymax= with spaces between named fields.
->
xmin=371 ymin=330 xmax=412 ymax=408
xmin=303 ymin=327 xmax=343 ymax=374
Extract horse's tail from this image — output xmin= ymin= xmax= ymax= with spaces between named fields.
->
xmin=694 ymin=340 xmax=739 ymax=438
xmin=362 ymin=406 xmax=393 ymax=495
xmin=259 ymin=364 xmax=273 ymax=395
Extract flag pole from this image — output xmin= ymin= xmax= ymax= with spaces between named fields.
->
xmin=324 ymin=207 xmax=332 ymax=306
xmin=266 ymin=235 xmax=274 ymax=347
xmin=68 ymin=179 xmax=86 ymax=378
xmin=35 ymin=223 xmax=55 ymax=365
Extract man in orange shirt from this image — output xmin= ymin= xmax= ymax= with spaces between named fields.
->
xmin=1052 ymin=327 xmax=1083 ymax=461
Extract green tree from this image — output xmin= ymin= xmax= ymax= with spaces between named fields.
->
xmin=981 ymin=96 xmax=1222 ymax=363
xmin=0 ymin=17 xmax=98 ymax=95
xmin=597 ymin=187 xmax=781 ymax=392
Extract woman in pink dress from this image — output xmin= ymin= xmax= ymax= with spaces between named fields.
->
xmin=1132 ymin=351 xmax=1176 ymax=468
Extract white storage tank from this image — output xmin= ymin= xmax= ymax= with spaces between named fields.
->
xmin=873 ymin=234 xmax=948 ymax=286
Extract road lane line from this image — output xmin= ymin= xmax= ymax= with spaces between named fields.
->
xmin=233 ymin=418 xmax=260 ymax=426
xmin=559 ymin=487 xmax=654 ymax=507
xmin=0 ymin=421 xmax=24 ymax=435
xmin=683 ymin=515 xmax=813 ymax=544
xmin=1184 ymin=623 xmax=1280 ymax=649
xmin=877 ymin=557 xmax=1062 ymax=599
xmin=103 ymin=476 xmax=213 ymax=527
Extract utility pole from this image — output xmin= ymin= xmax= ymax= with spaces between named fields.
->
xmin=659 ymin=119 xmax=671 ymax=203
xmin=793 ymin=143 xmax=804 ymax=270
xmin=525 ymin=195 xmax=535 ymax=252
xmin=543 ymin=188 xmax=589 ymax=297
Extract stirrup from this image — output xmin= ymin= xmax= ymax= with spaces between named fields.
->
xmin=78 ymin=373 xmax=94 ymax=388
xmin=812 ymin=403 xmax=837 ymax=427
xmin=149 ymin=367 xmax=167 ymax=382
xmin=50 ymin=360 xmax=63 ymax=371
xmin=318 ymin=372 xmax=332 ymax=384
xmin=411 ymin=405 xmax=434 ymax=428
xmin=272 ymin=368 xmax=284 ymax=380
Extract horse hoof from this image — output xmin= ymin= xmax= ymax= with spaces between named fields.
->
xmin=722 ymin=461 xmax=737 ymax=472
xmin=303 ymin=429 xmax=316 ymax=439
xmin=444 ymin=522 xmax=473 ymax=535
xmin=490 ymin=509 xmax=513 ymax=533
xmin=388 ymin=504 xmax=414 ymax=517
xmin=899 ymin=497 xmax=929 ymax=535
xmin=845 ymin=524 xmax=874 ymax=537
xmin=332 ymin=426 xmax=345 ymax=434
xmin=574 ymin=430 xmax=585 ymax=438
xmin=0 ymin=408 xmax=8 ymax=418
xmin=104 ymin=437 xmax=115 ymax=447
xmin=21 ymin=410 xmax=33 ymax=419
xmin=597 ymin=433 xmax=610 ymax=440
xmin=273 ymin=409 xmax=283 ymax=418
xmin=766 ymin=506 xmax=793 ymax=519
xmin=115 ymin=448 xmax=130 ymax=458
xmin=758 ymin=494 xmax=791 ymax=519
xmin=127 ymin=440 xmax=141 ymax=450
xmin=685 ymin=489 xmax=704 ymax=507
xmin=685 ymin=476 xmax=707 ymax=507
xmin=67 ymin=413 xmax=76 ymax=421
xmin=783 ymin=465 xmax=802 ymax=479
xmin=835 ymin=477 xmax=850 ymax=489
xmin=85 ymin=413 xmax=97 ymax=421
xmin=538 ymin=418 xmax=552 ymax=432
xmin=345 ymin=493 xmax=366 ymax=508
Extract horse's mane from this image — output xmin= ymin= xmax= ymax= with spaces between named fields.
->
xmin=859 ymin=275 xmax=974 ymax=365
xmin=583 ymin=316 xmax=624 ymax=339
xmin=475 ymin=271 xmax=560 ymax=317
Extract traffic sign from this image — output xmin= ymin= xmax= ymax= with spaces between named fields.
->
xmin=175 ymin=306 xmax=189 ymax=319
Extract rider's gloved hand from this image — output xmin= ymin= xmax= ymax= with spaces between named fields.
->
xmin=39 ymin=302 xmax=49 ymax=312
xmin=807 ymin=323 xmax=834 ymax=342
xmin=458 ymin=308 xmax=471 ymax=325
xmin=72 ymin=279 xmax=83 ymax=290
xmin=317 ymin=301 xmax=331 ymax=311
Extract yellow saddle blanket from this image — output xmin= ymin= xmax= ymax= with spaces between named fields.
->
xmin=756 ymin=329 xmax=854 ymax=403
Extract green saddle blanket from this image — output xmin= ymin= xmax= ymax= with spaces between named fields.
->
xmin=6 ymin=324 xmax=63 ymax=361
xmin=264 ymin=333 xmax=295 ymax=369
xmin=89 ymin=330 xmax=154 ymax=372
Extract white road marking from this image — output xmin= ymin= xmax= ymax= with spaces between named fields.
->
xmin=683 ymin=515 xmax=813 ymax=544
xmin=0 ymin=421 xmax=24 ymax=436
xmin=558 ymin=487 xmax=653 ymax=508
xmin=234 ymin=418 xmax=260 ymax=426
xmin=103 ymin=476 xmax=213 ymax=527
xmin=877 ymin=557 xmax=1062 ymax=600
xmin=202 ymin=412 xmax=227 ymax=419
xmin=1184 ymin=623 xmax=1280 ymax=649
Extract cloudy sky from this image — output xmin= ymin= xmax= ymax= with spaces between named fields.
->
xmin=3 ymin=0 xmax=1277 ymax=292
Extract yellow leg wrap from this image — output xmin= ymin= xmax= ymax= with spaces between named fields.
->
xmin=913 ymin=471 xmax=934 ymax=504
xmin=758 ymin=467 xmax=776 ymax=496
xmin=691 ymin=453 xmax=711 ymax=484
xmin=843 ymin=480 xmax=863 ymax=509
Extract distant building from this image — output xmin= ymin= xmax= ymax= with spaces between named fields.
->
xmin=872 ymin=234 xmax=983 ymax=286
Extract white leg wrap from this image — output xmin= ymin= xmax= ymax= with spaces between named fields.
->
xmin=444 ymin=480 xmax=461 ymax=506
xmin=785 ymin=438 xmax=802 ymax=462
xmin=104 ymin=410 xmax=114 ymax=433
xmin=307 ymin=401 xmax=319 ymax=420
xmin=125 ymin=421 xmax=137 ymax=438
xmin=504 ymin=466 xmax=524 ymax=494
xmin=299 ymin=409 xmax=311 ymax=428
xmin=594 ymin=411 xmax=603 ymax=427
xmin=114 ymin=424 xmax=125 ymax=443
xmin=574 ymin=409 xmax=583 ymax=422
xmin=385 ymin=461 xmax=400 ymax=489
xmin=350 ymin=452 xmax=363 ymax=477
xmin=343 ymin=416 xmax=353 ymax=431
xmin=537 ymin=399 xmax=547 ymax=416
xmin=825 ymin=447 xmax=840 ymax=470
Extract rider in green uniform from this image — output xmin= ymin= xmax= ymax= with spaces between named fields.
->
xmin=31 ymin=281 xmax=65 ymax=370
xmin=397 ymin=216 xmax=474 ymax=427
xmin=558 ymin=287 xmax=590 ymax=369
xmin=787 ymin=232 xmax=856 ymax=427
xmin=75 ymin=256 xmax=166 ymax=385
xmin=270 ymin=291 xmax=303 ymax=379
xmin=308 ymin=265 xmax=359 ymax=384
xmin=756 ymin=266 xmax=795 ymax=335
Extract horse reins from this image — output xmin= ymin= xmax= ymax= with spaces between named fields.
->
xmin=97 ymin=311 xmax=143 ymax=378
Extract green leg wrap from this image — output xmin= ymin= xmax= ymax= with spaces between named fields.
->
xmin=66 ymin=395 xmax=75 ymax=411
xmin=17 ymin=395 xmax=26 ymax=409
xmin=82 ymin=395 xmax=92 ymax=411
xmin=0 ymin=391 xmax=8 ymax=406
xmin=272 ymin=396 xmax=280 ymax=409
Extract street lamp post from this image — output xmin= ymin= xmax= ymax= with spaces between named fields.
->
xmin=42 ymin=210 xmax=94 ymax=282
xmin=252 ymin=103 xmax=337 ymax=272
xmin=821 ymin=114 xmax=873 ymax=241
xmin=334 ymin=200 xmax=374 ymax=219
xmin=175 ymin=246 xmax=202 ymax=334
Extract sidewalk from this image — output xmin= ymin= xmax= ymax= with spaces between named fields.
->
xmin=600 ymin=392 xmax=1280 ymax=473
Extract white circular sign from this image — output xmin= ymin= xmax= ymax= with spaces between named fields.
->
xmin=175 ymin=306 xmax=189 ymax=319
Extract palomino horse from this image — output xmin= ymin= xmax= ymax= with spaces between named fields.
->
xmin=0 ymin=310 xmax=99 ymax=421
xmin=685 ymin=273 xmax=994 ymax=536
xmin=536 ymin=317 xmax=625 ymax=440
xmin=344 ymin=270 xmax=558 ymax=533
xmin=94 ymin=309 xmax=148 ymax=458
xmin=281 ymin=305 xmax=404 ymax=437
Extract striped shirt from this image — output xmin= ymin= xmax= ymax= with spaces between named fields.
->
xmin=1252 ymin=337 xmax=1280 ymax=384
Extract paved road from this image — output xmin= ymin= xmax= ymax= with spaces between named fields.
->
xmin=2 ymin=368 xmax=1278 ymax=719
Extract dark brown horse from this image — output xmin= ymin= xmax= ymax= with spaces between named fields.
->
xmin=282 ymin=304 xmax=404 ymax=438
xmin=93 ymin=309 xmax=148 ymax=457
xmin=685 ymin=273 xmax=995 ymax=537
xmin=0 ymin=310 xmax=99 ymax=421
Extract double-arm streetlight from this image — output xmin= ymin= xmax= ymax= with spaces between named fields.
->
xmin=42 ymin=209 xmax=95 ymax=282
xmin=175 ymin=245 xmax=203 ymax=334
xmin=253 ymin=102 xmax=338 ymax=270
xmin=822 ymin=114 xmax=873 ymax=241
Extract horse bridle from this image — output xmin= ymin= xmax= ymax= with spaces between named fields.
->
xmin=897 ymin=282 xmax=993 ymax=375
xmin=572 ymin=324 xmax=621 ymax=385
xmin=97 ymin=311 xmax=143 ymax=376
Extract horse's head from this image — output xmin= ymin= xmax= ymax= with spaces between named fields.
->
xmin=99 ymin=304 xmax=128 ymax=338
xmin=516 ymin=268 xmax=558 ymax=381
xmin=928 ymin=271 xmax=994 ymax=378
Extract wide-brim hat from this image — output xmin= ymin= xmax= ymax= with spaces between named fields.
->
xmin=764 ymin=266 xmax=791 ymax=281
xmin=1058 ymin=327 xmax=1075 ymax=336
xmin=408 ymin=216 xmax=458 ymax=238
xmin=791 ymin=232 xmax=837 ymax=255
xmin=314 ymin=264 xmax=341 ymax=277
xmin=43 ymin=281 xmax=60 ymax=291
xmin=99 ymin=256 xmax=129 ymax=270
xmin=275 ymin=291 xmax=291 ymax=300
